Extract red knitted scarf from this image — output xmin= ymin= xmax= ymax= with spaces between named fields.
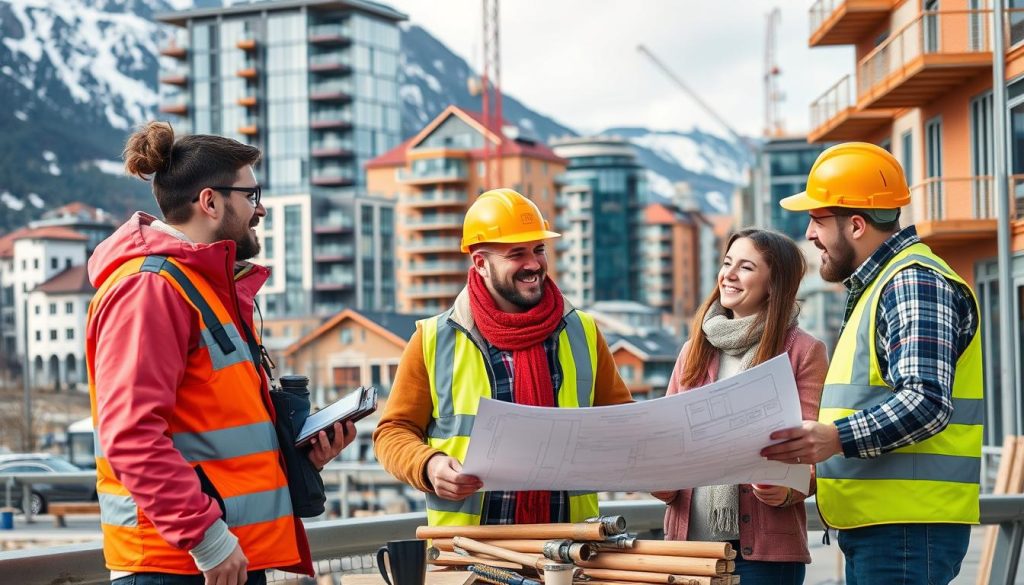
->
xmin=468 ymin=268 xmax=564 ymax=524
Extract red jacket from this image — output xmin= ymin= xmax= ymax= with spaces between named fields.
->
xmin=660 ymin=326 xmax=827 ymax=564
xmin=87 ymin=212 xmax=313 ymax=575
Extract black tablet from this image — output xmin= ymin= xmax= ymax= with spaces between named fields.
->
xmin=294 ymin=386 xmax=378 ymax=448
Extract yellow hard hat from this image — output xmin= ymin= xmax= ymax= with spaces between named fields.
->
xmin=461 ymin=188 xmax=561 ymax=253
xmin=780 ymin=142 xmax=910 ymax=212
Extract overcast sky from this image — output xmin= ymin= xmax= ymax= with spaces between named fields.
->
xmin=385 ymin=0 xmax=855 ymax=139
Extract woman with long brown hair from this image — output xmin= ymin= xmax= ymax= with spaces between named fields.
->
xmin=652 ymin=228 xmax=827 ymax=584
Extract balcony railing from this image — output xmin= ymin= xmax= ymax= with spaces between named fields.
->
xmin=314 ymin=244 xmax=355 ymax=259
xmin=402 ymin=236 xmax=462 ymax=252
xmin=857 ymin=10 xmax=992 ymax=108
xmin=808 ymin=0 xmax=895 ymax=46
xmin=808 ymin=74 xmax=895 ymax=142
xmin=309 ymin=52 xmax=353 ymax=73
xmin=910 ymin=176 xmax=997 ymax=223
xmin=404 ymin=283 xmax=465 ymax=298
xmin=310 ymin=110 xmax=353 ymax=129
xmin=401 ymin=190 xmax=466 ymax=207
xmin=402 ymin=213 xmax=464 ymax=229
xmin=406 ymin=260 xmax=467 ymax=275
xmin=310 ymin=24 xmax=352 ymax=44
xmin=398 ymin=161 xmax=468 ymax=183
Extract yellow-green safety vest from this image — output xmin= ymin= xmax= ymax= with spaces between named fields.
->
xmin=420 ymin=308 xmax=601 ymax=526
xmin=816 ymin=242 xmax=983 ymax=529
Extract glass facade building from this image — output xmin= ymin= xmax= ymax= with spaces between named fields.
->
xmin=157 ymin=1 xmax=404 ymax=317
xmin=551 ymin=138 xmax=646 ymax=305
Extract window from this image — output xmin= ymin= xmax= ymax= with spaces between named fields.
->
xmin=21 ymin=260 xmax=25 ymax=270
xmin=901 ymin=130 xmax=914 ymax=186
xmin=50 ymin=257 xmax=57 ymax=270
xmin=65 ymin=302 xmax=74 ymax=314
xmin=35 ymin=331 xmax=41 ymax=341
xmin=33 ymin=259 xmax=39 ymax=269
xmin=49 ymin=303 xmax=57 ymax=315
xmin=50 ymin=330 xmax=58 ymax=341
xmin=65 ymin=258 xmax=72 ymax=268
xmin=925 ymin=116 xmax=943 ymax=219
xmin=66 ymin=328 xmax=74 ymax=340
xmin=340 ymin=328 xmax=353 ymax=344
xmin=34 ymin=305 xmax=40 ymax=315
xmin=971 ymin=92 xmax=995 ymax=218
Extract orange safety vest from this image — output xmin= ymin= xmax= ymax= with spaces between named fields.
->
xmin=86 ymin=255 xmax=301 ymax=574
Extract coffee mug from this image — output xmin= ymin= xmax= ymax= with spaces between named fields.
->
xmin=376 ymin=538 xmax=427 ymax=585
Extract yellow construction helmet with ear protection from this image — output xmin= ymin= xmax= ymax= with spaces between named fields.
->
xmin=780 ymin=142 xmax=911 ymax=212
xmin=461 ymin=188 xmax=561 ymax=253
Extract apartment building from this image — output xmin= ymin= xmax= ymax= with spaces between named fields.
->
xmin=806 ymin=0 xmax=1017 ymax=441
xmin=26 ymin=266 xmax=95 ymax=391
xmin=156 ymin=0 xmax=406 ymax=316
xmin=366 ymin=105 xmax=566 ymax=314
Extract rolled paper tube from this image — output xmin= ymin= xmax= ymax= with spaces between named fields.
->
xmin=577 ymin=554 xmax=728 ymax=577
xmin=453 ymin=537 xmax=549 ymax=571
xmin=429 ymin=550 xmax=522 ymax=570
xmin=577 ymin=578 xmax=725 ymax=585
xmin=432 ymin=539 xmax=596 ymax=562
xmin=603 ymin=540 xmax=735 ymax=561
xmin=417 ymin=523 xmax=605 ymax=541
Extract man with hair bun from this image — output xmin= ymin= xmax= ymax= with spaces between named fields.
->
xmin=86 ymin=122 xmax=355 ymax=585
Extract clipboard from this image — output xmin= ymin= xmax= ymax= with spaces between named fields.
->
xmin=294 ymin=385 xmax=378 ymax=448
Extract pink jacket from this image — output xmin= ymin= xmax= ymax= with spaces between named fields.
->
xmin=87 ymin=212 xmax=313 ymax=575
xmin=661 ymin=326 xmax=827 ymax=564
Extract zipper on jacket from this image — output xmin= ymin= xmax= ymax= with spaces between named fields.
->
xmin=446 ymin=318 xmax=498 ymax=391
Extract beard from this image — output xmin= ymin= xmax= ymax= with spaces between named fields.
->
xmin=819 ymin=234 xmax=857 ymax=282
xmin=215 ymin=203 xmax=261 ymax=261
xmin=489 ymin=261 xmax=546 ymax=310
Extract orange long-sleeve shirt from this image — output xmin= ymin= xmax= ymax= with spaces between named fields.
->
xmin=373 ymin=323 xmax=633 ymax=493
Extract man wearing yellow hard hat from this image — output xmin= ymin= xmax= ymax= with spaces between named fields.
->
xmin=761 ymin=142 xmax=982 ymax=584
xmin=374 ymin=188 xmax=633 ymax=526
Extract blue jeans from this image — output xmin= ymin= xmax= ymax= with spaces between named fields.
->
xmin=837 ymin=523 xmax=970 ymax=585
xmin=111 ymin=571 xmax=267 ymax=585
xmin=728 ymin=541 xmax=806 ymax=585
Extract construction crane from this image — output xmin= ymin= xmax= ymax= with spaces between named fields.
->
xmin=468 ymin=0 xmax=503 ymax=190
xmin=764 ymin=7 xmax=785 ymax=137
xmin=636 ymin=44 xmax=758 ymax=156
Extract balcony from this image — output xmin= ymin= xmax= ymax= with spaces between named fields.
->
xmin=311 ymin=140 xmax=355 ymax=158
xmin=159 ymin=44 xmax=187 ymax=59
xmin=910 ymin=176 xmax=997 ymax=244
xmin=309 ymin=24 xmax=352 ymax=45
xmin=159 ymin=70 xmax=188 ymax=86
xmin=398 ymin=159 xmax=469 ymax=185
xmin=310 ymin=81 xmax=354 ymax=102
xmin=405 ymin=260 xmax=467 ymax=276
xmin=309 ymin=53 xmax=353 ymax=74
xmin=313 ymin=244 xmax=355 ymax=262
xmin=401 ymin=189 xmax=466 ymax=208
xmin=238 ymin=124 xmax=259 ymax=136
xmin=313 ymin=211 xmax=355 ymax=233
xmin=402 ymin=213 xmax=464 ymax=230
xmin=311 ymin=168 xmax=356 ymax=187
xmin=237 ymin=96 xmax=258 ymax=108
xmin=808 ymin=74 xmax=896 ymax=143
xmin=809 ymin=0 xmax=896 ymax=47
xmin=314 ymin=270 xmax=355 ymax=290
xmin=404 ymin=283 xmax=465 ymax=299
xmin=310 ymin=110 xmax=353 ymax=130
xmin=236 ymin=38 xmax=257 ymax=51
xmin=158 ymin=103 xmax=188 ymax=116
xmin=402 ymin=236 xmax=463 ymax=253
xmin=236 ymin=66 xmax=258 ymax=80
xmin=857 ymin=10 xmax=992 ymax=109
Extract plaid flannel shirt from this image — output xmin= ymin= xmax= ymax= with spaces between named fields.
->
xmin=834 ymin=226 xmax=979 ymax=459
xmin=480 ymin=327 xmax=571 ymax=524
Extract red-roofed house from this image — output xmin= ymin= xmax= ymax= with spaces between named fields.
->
xmin=2 ymin=226 xmax=88 ymax=376
xmin=366 ymin=105 xmax=567 ymax=313
xmin=27 ymin=266 xmax=95 ymax=391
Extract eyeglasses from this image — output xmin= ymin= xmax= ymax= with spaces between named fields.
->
xmin=192 ymin=185 xmax=262 ymax=208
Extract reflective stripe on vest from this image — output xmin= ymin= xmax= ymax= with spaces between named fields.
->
xmin=422 ymin=308 xmax=601 ymax=526
xmin=87 ymin=255 xmax=301 ymax=573
xmin=816 ymin=243 xmax=983 ymax=529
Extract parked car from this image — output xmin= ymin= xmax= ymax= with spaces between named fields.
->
xmin=0 ymin=453 xmax=96 ymax=514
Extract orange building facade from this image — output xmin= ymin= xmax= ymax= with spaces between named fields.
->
xmin=806 ymin=0 xmax=1024 ymax=442
xmin=365 ymin=105 xmax=566 ymax=314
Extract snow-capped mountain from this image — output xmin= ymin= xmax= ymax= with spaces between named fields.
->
xmin=0 ymin=0 xmax=750 ymax=232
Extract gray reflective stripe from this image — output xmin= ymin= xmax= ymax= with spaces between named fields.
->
xmin=818 ymin=452 xmax=980 ymax=484
xmin=435 ymin=312 xmax=457 ymax=419
xmin=425 ymin=492 xmax=483 ymax=515
xmin=93 ymin=428 xmax=103 ymax=458
xmin=427 ymin=414 xmax=476 ymax=440
xmin=99 ymin=492 xmax=138 ymax=527
xmin=851 ymin=253 xmax=955 ymax=383
xmin=199 ymin=322 xmax=255 ymax=370
xmin=821 ymin=384 xmax=984 ymax=426
xmin=563 ymin=311 xmax=594 ymax=407
xmin=172 ymin=421 xmax=279 ymax=462
xmin=140 ymin=256 xmax=236 ymax=355
xmin=223 ymin=486 xmax=292 ymax=527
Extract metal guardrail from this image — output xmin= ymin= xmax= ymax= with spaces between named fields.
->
xmin=3 ymin=497 xmax=1024 ymax=585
